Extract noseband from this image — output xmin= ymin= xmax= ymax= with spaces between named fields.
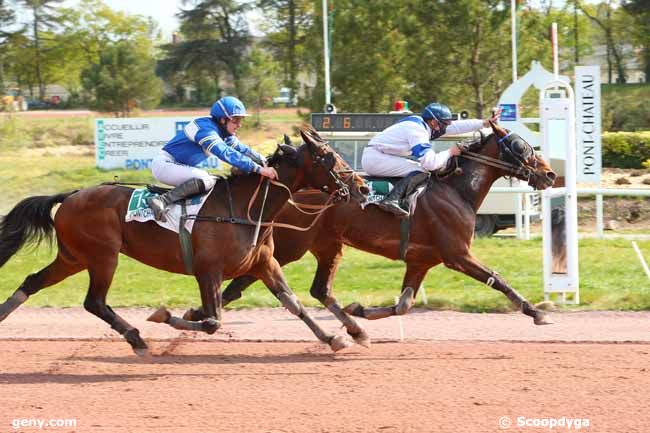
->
xmin=312 ymin=152 xmax=351 ymax=202
xmin=459 ymin=132 xmax=537 ymax=182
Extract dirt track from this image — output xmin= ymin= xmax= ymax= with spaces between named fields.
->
xmin=1 ymin=308 xmax=649 ymax=433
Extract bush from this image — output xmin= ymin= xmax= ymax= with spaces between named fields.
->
xmin=602 ymin=131 xmax=650 ymax=168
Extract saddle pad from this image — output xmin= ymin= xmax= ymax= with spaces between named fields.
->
xmin=125 ymin=188 xmax=211 ymax=233
xmin=361 ymin=178 xmax=426 ymax=215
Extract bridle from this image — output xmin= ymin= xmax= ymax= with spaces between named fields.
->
xmin=458 ymin=132 xmax=538 ymax=183
xmin=311 ymin=151 xmax=351 ymax=202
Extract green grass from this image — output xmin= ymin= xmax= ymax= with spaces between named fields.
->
xmin=0 ymin=238 xmax=648 ymax=312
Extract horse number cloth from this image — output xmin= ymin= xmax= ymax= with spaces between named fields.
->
xmin=125 ymin=188 xmax=211 ymax=233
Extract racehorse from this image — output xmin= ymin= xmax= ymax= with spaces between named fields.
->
xmin=184 ymin=122 xmax=557 ymax=347
xmin=0 ymin=126 xmax=368 ymax=354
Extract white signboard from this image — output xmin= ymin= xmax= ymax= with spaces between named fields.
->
xmin=574 ymin=66 xmax=602 ymax=185
xmin=95 ymin=117 xmax=221 ymax=170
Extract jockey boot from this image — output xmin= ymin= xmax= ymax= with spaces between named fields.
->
xmin=147 ymin=178 xmax=207 ymax=222
xmin=376 ymin=171 xmax=429 ymax=218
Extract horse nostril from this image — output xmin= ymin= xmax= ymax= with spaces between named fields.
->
xmin=360 ymin=186 xmax=370 ymax=195
xmin=547 ymin=171 xmax=557 ymax=182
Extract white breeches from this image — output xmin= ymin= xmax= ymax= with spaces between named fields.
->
xmin=151 ymin=151 xmax=217 ymax=189
xmin=361 ymin=147 xmax=425 ymax=177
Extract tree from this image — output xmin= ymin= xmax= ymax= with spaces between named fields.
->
xmin=17 ymin=0 xmax=64 ymax=99
xmin=160 ymin=0 xmax=251 ymax=98
xmin=257 ymin=0 xmax=312 ymax=104
xmin=622 ymin=0 xmax=650 ymax=81
xmin=0 ymin=0 xmax=18 ymax=94
xmin=577 ymin=0 xmax=629 ymax=83
xmin=58 ymin=0 xmax=160 ymax=101
xmin=81 ymin=41 xmax=163 ymax=116
xmin=241 ymin=46 xmax=281 ymax=125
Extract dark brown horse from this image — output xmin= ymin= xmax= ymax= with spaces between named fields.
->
xmin=0 ymin=127 xmax=368 ymax=354
xmin=185 ymin=122 xmax=557 ymax=346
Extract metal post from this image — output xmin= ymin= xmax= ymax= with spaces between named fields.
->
xmin=322 ymin=0 xmax=332 ymax=105
xmin=515 ymin=192 xmax=523 ymax=239
xmin=596 ymin=193 xmax=604 ymax=238
xmin=551 ymin=22 xmax=559 ymax=79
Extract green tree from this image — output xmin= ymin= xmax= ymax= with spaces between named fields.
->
xmin=58 ymin=0 xmax=160 ymax=101
xmin=577 ymin=0 xmax=631 ymax=83
xmin=82 ymin=41 xmax=163 ymax=116
xmin=160 ymin=0 xmax=250 ymax=98
xmin=257 ymin=0 xmax=312 ymax=104
xmin=17 ymin=0 xmax=64 ymax=99
xmin=622 ymin=0 xmax=650 ymax=80
xmin=0 ymin=0 xmax=18 ymax=94
xmin=241 ymin=46 xmax=281 ymax=125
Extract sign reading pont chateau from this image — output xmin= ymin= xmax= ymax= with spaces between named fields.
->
xmin=95 ymin=117 xmax=222 ymax=170
xmin=574 ymin=66 xmax=602 ymax=185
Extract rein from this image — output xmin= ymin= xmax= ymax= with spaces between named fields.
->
xmin=458 ymin=134 xmax=534 ymax=180
xmin=245 ymin=176 xmax=338 ymax=232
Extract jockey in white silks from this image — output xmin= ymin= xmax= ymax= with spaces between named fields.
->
xmin=147 ymin=96 xmax=278 ymax=222
xmin=361 ymin=102 xmax=500 ymax=217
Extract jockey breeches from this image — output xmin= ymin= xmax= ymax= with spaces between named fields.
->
xmin=151 ymin=151 xmax=217 ymax=189
xmin=361 ymin=146 xmax=425 ymax=177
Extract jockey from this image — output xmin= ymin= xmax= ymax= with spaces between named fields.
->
xmin=147 ymin=96 xmax=278 ymax=222
xmin=361 ymin=102 xmax=499 ymax=217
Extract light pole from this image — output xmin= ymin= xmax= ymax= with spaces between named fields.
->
xmin=322 ymin=0 xmax=332 ymax=106
xmin=511 ymin=0 xmax=518 ymax=83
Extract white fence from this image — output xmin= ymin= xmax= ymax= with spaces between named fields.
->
xmin=490 ymin=187 xmax=650 ymax=239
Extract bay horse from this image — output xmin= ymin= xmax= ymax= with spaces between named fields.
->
xmin=185 ymin=122 xmax=557 ymax=347
xmin=0 ymin=126 xmax=368 ymax=354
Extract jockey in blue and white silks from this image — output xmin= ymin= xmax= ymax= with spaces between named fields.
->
xmin=147 ymin=96 xmax=278 ymax=222
xmin=361 ymin=102 xmax=500 ymax=217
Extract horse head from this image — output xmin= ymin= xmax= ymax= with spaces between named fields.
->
xmin=269 ymin=125 xmax=368 ymax=203
xmin=466 ymin=121 xmax=556 ymax=190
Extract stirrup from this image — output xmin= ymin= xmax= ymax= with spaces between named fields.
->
xmin=376 ymin=200 xmax=409 ymax=217
xmin=147 ymin=196 xmax=168 ymax=222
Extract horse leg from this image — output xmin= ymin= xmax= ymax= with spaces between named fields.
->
xmin=345 ymin=263 xmax=430 ymax=320
xmin=83 ymin=260 xmax=149 ymax=355
xmin=445 ymin=253 xmax=552 ymax=325
xmin=261 ymin=257 xmax=352 ymax=352
xmin=309 ymin=247 xmax=370 ymax=348
xmin=149 ymin=272 xmax=222 ymax=334
xmin=182 ymin=274 xmax=258 ymax=322
xmin=0 ymin=254 xmax=84 ymax=322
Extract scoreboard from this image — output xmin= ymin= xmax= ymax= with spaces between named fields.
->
xmin=311 ymin=113 xmax=410 ymax=132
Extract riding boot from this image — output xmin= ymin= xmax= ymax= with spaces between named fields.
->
xmin=376 ymin=171 xmax=430 ymax=218
xmin=147 ymin=178 xmax=207 ymax=222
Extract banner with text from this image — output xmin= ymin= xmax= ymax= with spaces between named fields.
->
xmin=95 ymin=117 xmax=222 ymax=170
xmin=574 ymin=66 xmax=602 ymax=185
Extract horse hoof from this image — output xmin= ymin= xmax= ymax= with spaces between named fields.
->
xmin=147 ymin=306 xmax=171 ymax=323
xmin=535 ymin=300 xmax=556 ymax=311
xmin=329 ymin=335 xmax=353 ymax=352
xmin=182 ymin=308 xmax=202 ymax=321
xmin=350 ymin=331 xmax=371 ymax=348
xmin=534 ymin=312 xmax=554 ymax=325
xmin=202 ymin=318 xmax=221 ymax=334
xmin=343 ymin=302 xmax=363 ymax=317
xmin=133 ymin=347 xmax=150 ymax=357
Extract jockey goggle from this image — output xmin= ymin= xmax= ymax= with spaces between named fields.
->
xmin=431 ymin=115 xmax=452 ymax=128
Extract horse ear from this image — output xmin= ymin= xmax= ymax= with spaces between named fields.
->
xmin=490 ymin=120 xmax=508 ymax=138
xmin=277 ymin=143 xmax=297 ymax=157
xmin=283 ymin=134 xmax=292 ymax=145
xmin=300 ymin=124 xmax=327 ymax=154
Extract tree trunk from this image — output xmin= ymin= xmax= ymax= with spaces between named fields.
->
xmin=32 ymin=7 xmax=45 ymax=100
xmin=470 ymin=20 xmax=484 ymax=118
xmin=288 ymin=0 xmax=297 ymax=103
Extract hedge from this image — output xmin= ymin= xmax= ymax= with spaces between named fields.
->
xmin=602 ymin=131 xmax=650 ymax=168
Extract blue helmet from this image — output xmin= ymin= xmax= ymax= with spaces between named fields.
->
xmin=210 ymin=96 xmax=249 ymax=121
xmin=422 ymin=102 xmax=453 ymax=123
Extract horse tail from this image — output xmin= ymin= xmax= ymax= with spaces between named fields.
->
xmin=0 ymin=191 xmax=77 ymax=268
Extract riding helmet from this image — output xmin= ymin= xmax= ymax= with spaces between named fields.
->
xmin=210 ymin=96 xmax=249 ymax=121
